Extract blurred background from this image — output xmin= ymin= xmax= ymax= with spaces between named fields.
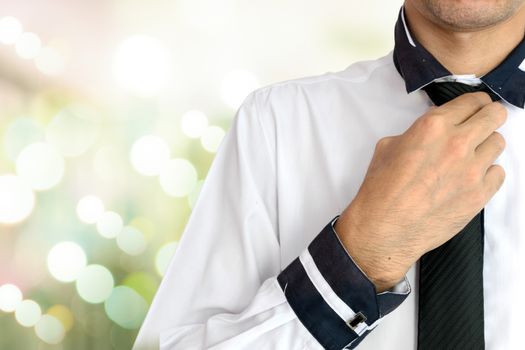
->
xmin=0 ymin=0 xmax=403 ymax=349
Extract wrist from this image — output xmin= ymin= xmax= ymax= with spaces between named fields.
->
xmin=333 ymin=210 xmax=412 ymax=293
xmin=345 ymin=240 xmax=407 ymax=292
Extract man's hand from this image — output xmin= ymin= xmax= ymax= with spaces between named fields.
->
xmin=334 ymin=92 xmax=507 ymax=292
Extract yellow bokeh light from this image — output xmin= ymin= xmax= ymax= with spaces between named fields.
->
xmin=122 ymin=272 xmax=158 ymax=304
xmin=128 ymin=216 xmax=155 ymax=239
xmin=47 ymin=305 xmax=75 ymax=332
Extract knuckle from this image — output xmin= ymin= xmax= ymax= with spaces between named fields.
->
xmin=375 ymin=136 xmax=394 ymax=150
xmin=416 ymin=114 xmax=446 ymax=138
xmin=487 ymin=102 xmax=508 ymax=124
xmin=491 ymin=101 xmax=507 ymax=114
xmin=447 ymin=134 xmax=469 ymax=157
xmin=466 ymin=91 xmax=492 ymax=106
xmin=484 ymin=165 xmax=506 ymax=196
xmin=454 ymin=92 xmax=485 ymax=108
xmin=492 ymin=132 xmax=506 ymax=150
xmin=494 ymin=164 xmax=506 ymax=181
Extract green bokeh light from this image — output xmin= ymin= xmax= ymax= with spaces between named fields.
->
xmin=34 ymin=315 xmax=65 ymax=344
xmin=155 ymin=242 xmax=178 ymax=277
xmin=45 ymin=105 xmax=99 ymax=158
xmin=3 ymin=117 xmax=45 ymax=161
xmin=104 ymin=286 xmax=148 ymax=329
xmin=76 ymin=265 xmax=115 ymax=304
xmin=123 ymin=272 xmax=159 ymax=304
xmin=159 ymin=158 xmax=198 ymax=198
xmin=116 ymin=226 xmax=147 ymax=256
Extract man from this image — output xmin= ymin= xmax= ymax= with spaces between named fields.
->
xmin=134 ymin=0 xmax=525 ymax=348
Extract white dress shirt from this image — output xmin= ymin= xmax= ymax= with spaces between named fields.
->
xmin=134 ymin=7 xmax=525 ymax=350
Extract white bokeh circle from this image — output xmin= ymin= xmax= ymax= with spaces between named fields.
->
xmin=0 ymin=175 xmax=35 ymax=225
xmin=180 ymin=110 xmax=209 ymax=138
xmin=159 ymin=158 xmax=198 ymax=197
xmin=76 ymin=265 xmax=114 ymax=304
xmin=76 ymin=195 xmax=105 ymax=224
xmin=15 ymin=299 xmax=42 ymax=327
xmin=47 ymin=242 xmax=87 ymax=283
xmin=16 ymin=142 xmax=64 ymax=191
xmin=0 ymin=284 xmax=23 ymax=312
xmin=96 ymin=211 xmax=124 ymax=239
xmin=130 ymin=135 xmax=170 ymax=176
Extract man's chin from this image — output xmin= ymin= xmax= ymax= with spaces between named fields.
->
xmin=412 ymin=0 xmax=525 ymax=31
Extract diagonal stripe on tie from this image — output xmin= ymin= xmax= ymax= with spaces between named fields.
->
xmin=417 ymin=81 xmax=500 ymax=349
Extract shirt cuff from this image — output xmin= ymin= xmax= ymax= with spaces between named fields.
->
xmin=277 ymin=216 xmax=411 ymax=350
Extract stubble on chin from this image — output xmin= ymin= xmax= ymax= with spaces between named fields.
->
xmin=416 ymin=0 xmax=525 ymax=30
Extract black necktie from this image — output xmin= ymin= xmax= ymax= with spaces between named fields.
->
xmin=417 ymin=82 xmax=500 ymax=349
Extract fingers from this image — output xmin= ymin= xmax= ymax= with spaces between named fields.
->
xmin=437 ymin=92 xmax=494 ymax=125
xmin=483 ymin=164 xmax=506 ymax=201
xmin=459 ymin=101 xmax=507 ymax=147
xmin=475 ymin=131 xmax=506 ymax=170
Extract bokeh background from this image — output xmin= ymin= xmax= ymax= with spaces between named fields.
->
xmin=0 ymin=0 xmax=403 ymax=349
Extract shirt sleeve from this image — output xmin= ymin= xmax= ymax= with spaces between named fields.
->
xmin=278 ymin=216 xmax=411 ymax=349
xmin=132 ymin=89 xmax=411 ymax=350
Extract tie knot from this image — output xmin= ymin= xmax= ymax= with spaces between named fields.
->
xmin=423 ymin=81 xmax=501 ymax=106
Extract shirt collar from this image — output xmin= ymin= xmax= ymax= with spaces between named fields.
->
xmin=393 ymin=6 xmax=525 ymax=108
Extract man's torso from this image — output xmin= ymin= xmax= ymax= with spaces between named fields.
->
xmin=258 ymin=51 xmax=525 ymax=349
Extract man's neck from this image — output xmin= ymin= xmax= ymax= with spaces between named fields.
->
xmin=404 ymin=1 xmax=525 ymax=77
